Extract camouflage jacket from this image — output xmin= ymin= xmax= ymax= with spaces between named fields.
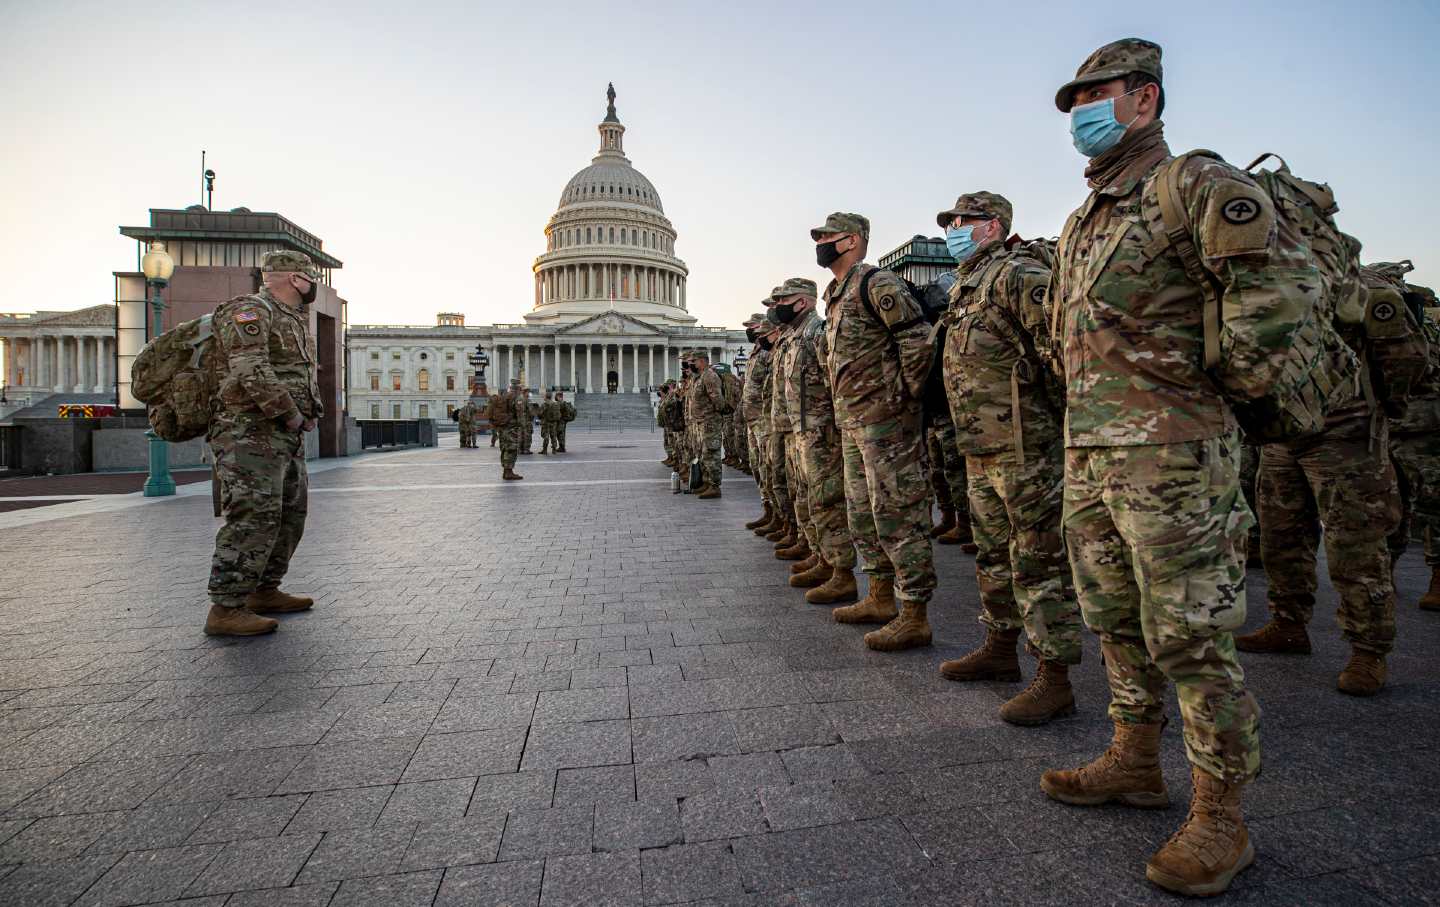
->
xmin=684 ymin=366 xmax=725 ymax=427
xmin=823 ymin=262 xmax=934 ymax=428
xmin=1391 ymin=305 xmax=1440 ymax=435
xmin=540 ymin=401 xmax=561 ymax=424
xmin=212 ymin=288 xmax=320 ymax=423
xmin=741 ymin=348 xmax=773 ymax=429
xmin=457 ymin=402 xmax=476 ymax=426
xmin=769 ymin=330 xmax=796 ymax=434
xmin=1051 ymin=122 xmax=1292 ymax=447
xmin=777 ymin=310 xmax=834 ymax=433
xmin=944 ymin=242 xmax=1061 ymax=457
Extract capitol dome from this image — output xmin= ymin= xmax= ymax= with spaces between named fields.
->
xmin=528 ymin=85 xmax=693 ymax=326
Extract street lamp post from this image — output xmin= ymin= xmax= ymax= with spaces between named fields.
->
xmin=141 ymin=241 xmax=176 ymax=497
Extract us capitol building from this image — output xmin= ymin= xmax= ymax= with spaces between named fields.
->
xmin=347 ymin=85 xmax=747 ymax=421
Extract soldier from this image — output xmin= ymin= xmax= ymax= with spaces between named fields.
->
xmin=457 ymin=400 xmax=477 ymax=449
xmin=204 ymin=250 xmax=322 ymax=637
xmin=1389 ymin=283 xmax=1440 ymax=609
xmin=520 ymin=391 xmax=538 ymax=454
xmin=555 ymin=390 xmax=574 ymax=452
xmin=813 ymin=212 xmax=936 ymax=652
xmin=755 ymin=316 xmax=793 ymax=542
xmin=930 ymin=191 xmax=1083 ymax=726
xmin=768 ymin=304 xmax=809 ymax=563
xmin=741 ymin=314 xmax=776 ymax=531
xmin=1041 ymin=39 xmax=1270 ymax=896
xmin=927 ymin=409 xmax=975 ymax=551
xmin=684 ymin=350 xmax=725 ymax=499
xmin=539 ymin=392 xmax=559 ymax=454
xmin=659 ymin=381 xmax=681 ymax=468
xmin=486 ymin=378 xmax=526 ymax=480
xmin=772 ymin=277 xmax=859 ymax=605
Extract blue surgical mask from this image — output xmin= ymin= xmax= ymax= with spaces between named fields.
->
xmin=945 ymin=225 xmax=980 ymax=262
xmin=1069 ymin=87 xmax=1143 ymax=158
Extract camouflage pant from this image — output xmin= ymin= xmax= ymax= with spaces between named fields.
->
xmin=926 ymin=420 xmax=969 ymax=518
xmin=765 ymin=425 xmax=790 ymax=521
xmin=1064 ymin=435 xmax=1260 ymax=784
xmin=797 ymin=425 xmax=856 ymax=570
xmin=556 ymin=422 xmax=567 ymax=449
xmin=840 ymin=409 xmax=936 ymax=607
xmin=967 ymin=442 xmax=1081 ymax=664
xmin=521 ymin=419 xmax=534 ymax=453
xmin=784 ymin=433 xmax=810 ymax=544
xmin=541 ymin=421 xmax=559 ymax=451
xmin=499 ymin=423 xmax=521 ymax=470
xmin=1389 ymin=431 xmax=1440 ymax=568
xmin=490 ymin=427 xmax=498 ymax=447
xmin=209 ymin=419 xmax=308 ymax=606
xmin=1239 ymin=441 xmax=1262 ymax=559
xmin=458 ymin=426 xmax=472 ymax=447
xmin=690 ymin=418 xmax=722 ymax=489
xmin=1259 ymin=420 xmax=1400 ymax=654
xmin=747 ymin=424 xmax=767 ymax=499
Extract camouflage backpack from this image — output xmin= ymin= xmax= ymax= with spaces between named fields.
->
xmin=484 ymin=392 xmax=514 ymax=428
xmin=1156 ymin=151 xmax=1360 ymax=443
xmin=130 ymin=315 xmax=217 ymax=442
xmin=1356 ymin=261 xmax=1431 ymax=420
xmin=713 ymin=365 xmax=740 ymax=416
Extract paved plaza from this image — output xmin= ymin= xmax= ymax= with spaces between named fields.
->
xmin=0 ymin=429 xmax=1435 ymax=906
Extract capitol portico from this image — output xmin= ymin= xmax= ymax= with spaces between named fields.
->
xmin=347 ymin=85 xmax=746 ymax=419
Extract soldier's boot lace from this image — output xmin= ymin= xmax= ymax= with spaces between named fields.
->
xmin=937 ymin=512 xmax=978 ymax=553
xmin=833 ymin=577 xmax=898 ymax=625
xmin=204 ymin=604 xmax=278 ymax=638
xmin=790 ymin=559 xmax=830 ymax=588
xmin=864 ymin=601 xmax=933 ymax=652
xmin=790 ymin=552 xmax=821 ymax=575
xmin=245 ymin=589 xmax=314 ymax=614
xmin=1145 ymin=766 xmax=1254 ymax=897
xmin=776 ymin=538 xmax=810 ymax=561
xmin=806 ymin=568 xmax=858 ymax=605
xmin=1040 ymin=720 xmax=1169 ymax=808
xmin=698 ymin=486 xmax=721 ymax=500
xmin=1418 ymin=568 xmax=1440 ymax=612
xmin=939 ymin=628 xmax=1022 ymax=681
xmin=745 ymin=504 xmax=774 ymax=531
xmin=930 ymin=507 xmax=956 ymax=539
xmin=1337 ymin=649 xmax=1387 ymax=697
xmin=999 ymin=659 xmax=1075 ymax=726
xmin=1234 ymin=617 xmax=1311 ymax=655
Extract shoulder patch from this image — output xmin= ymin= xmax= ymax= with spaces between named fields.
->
xmin=1199 ymin=178 xmax=1275 ymax=259
xmin=235 ymin=311 xmax=261 ymax=323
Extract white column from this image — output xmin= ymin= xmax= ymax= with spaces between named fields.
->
xmin=647 ymin=344 xmax=655 ymax=391
xmin=540 ymin=345 xmax=548 ymax=390
xmin=681 ymin=279 xmax=687 ymax=310
xmin=569 ymin=344 xmax=576 ymax=390
xmin=584 ymin=344 xmax=592 ymax=393
xmin=55 ymin=335 xmax=68 ymax=392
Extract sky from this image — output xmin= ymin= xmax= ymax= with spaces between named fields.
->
xmin=2 ymin=0 xmax=1438 ymax=333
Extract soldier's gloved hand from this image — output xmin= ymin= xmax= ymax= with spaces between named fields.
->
xmin=302 ymin=418 xmax=317 ymax=432
xmin=283 ymin=413 xmax=304 ymax=432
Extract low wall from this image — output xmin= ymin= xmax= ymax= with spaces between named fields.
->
xmin=92 ymin=429 xmax=209 ymax=472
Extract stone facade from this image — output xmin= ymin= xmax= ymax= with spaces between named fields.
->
xmin=0 ymin=305 xmax=118 ymax=419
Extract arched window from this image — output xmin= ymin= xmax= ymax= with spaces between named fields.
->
xmin=631 ymin=229 xmax=638 ymax=245
xmin=609 ymin=227 xmax=615 ymax=243
xmin=417 ymin=368 xmax=430 ymax=392
xmin=586 ymin=227 xmax=592 ymax=243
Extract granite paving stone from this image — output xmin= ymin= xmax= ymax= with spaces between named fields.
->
xmin=0 ymin=431 xmax=1431 ymax=906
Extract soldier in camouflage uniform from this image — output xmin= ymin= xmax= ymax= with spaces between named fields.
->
xmin=555 ymin=391 xmax=574 ymax=452
xmin=521 ymin=393 xmax=538 ymax=454
xmin=926 ymin=415 xmax=974 ymax=549
xmin=772 ymin=277 xmax=859 ymax=605
xmin=538 ymin=392 xmax=559 ymax=454
xmin=742 ymin=315 xmax=777 ymax=532
xmin=1039 ymin=40 xmax=1280 ymax=897
xmin=204 ymin=250 xmax=323 ymax=637
xmin=931 ymin=191 xmax=1083 ymax=726
xmin=659 ymin=381 xmax=681 ymax=468
xmin=756 ymin=319 xmax=794 ymax=543
xmin=813 ymin=212 xmax=936 ymax=652
xmin=1388 ymin=283 xmax=1440 ymax=610
xmin=768 ymin=304 xmax=810 ymax=563
xmin=488 ymin=378 xmax=526 ymax=480
xmin=457 ymin=400 xmax=477 ymax=448
xmin=685 ymin=350 xmax=725 ymax=499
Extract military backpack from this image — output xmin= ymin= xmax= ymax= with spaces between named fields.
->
xmin=484 ymin=393 xmax=514 ymax=428
xmin=1156 ymin=151 xmax=1360 ymax=443
xmin=1355 ymin=260 xmax=1432 ymax=422
xmin=130 ymin=315 xmax=217 ymax=442
xmin=714 ymin=367 xmax=741 ymax=416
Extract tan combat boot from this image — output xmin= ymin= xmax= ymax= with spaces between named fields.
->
xmin=764 ymin=520 xmax=790 ymax=543
xmin=1234 ymin=617 xmax=1311 ymax=654
xmin=806 ymin=568 xmax=858 ymax=605
xmin=503 ymin=468 xmax=524 ymax=481
xmin=204 ymin=605 xmax=278 ymax=637
xmin=833 ymin=576 xmax=898 ymax=624
xmin=745 ymin=503 xmax=774 ymax=531
xmin=698 ymin=486 xmax=721 ymax=500
xmin=937 ymin=514 xmax=978 ymax=554
xmin=776 ymin=538 xmax=810 ymax=561
xmin=772 ymin=523 xmax=799 ymax=550
xmin=790 ymin=559 xmax=831 ymax=588
xmin=940 ymin=628 xmax=1022 ymax=682
xmin=930 ymin=506 xmax=956 ymax=539
xmin=1040 ymin=721 xmax=1169 ymax=808
xmin=864 ymin=601 xmax=933 ymax=651
xmin=1145 ymin=766 xmax=1254 ymax=897
xmin=1337 ymin=650 xmax=1387 ymax=696
xmin=752 ymin=512 xmax=778 ymax=536
xmin=1417 ymin=568 xmax=1440 ymax=611
xmin=791 ymin=553 xmax=820 ymax=575
xmin=999 ymin=660 xmax=1075 ymax=726
xmin=245 ymin=589 xmax=314 ymax=614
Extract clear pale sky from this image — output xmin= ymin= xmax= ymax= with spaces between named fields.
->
xmin=2 ymin=0 xmax=1437 ymax=332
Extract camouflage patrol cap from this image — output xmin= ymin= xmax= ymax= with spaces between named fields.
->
xmin=809 ymin=212 xmax=870 ymax=242
xmin=1055 ymin=38 xmax=1163 ymax=112
xmin=935 ymin=191 xmax=1013 ymax=234
xmin=748 ymin=311 xmax=770 ymax=324
xmin=771 ymin=277 xmax=818 ymax=301
xmin=260 ymin=249 xmax=321 ymax=280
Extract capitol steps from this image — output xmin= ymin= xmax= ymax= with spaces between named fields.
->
xmin=568 ymin=392 xmax=657 ymax=430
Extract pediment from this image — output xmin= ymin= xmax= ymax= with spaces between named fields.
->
xmin=557 ymin=311 xmax=664 ymax=337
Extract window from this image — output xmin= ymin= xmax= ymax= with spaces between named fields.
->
xmin=392 ymin=375 xmax=402 ymax=391
xmin=447 ymin=403 xmax=456 ymax=417
xmin=446 ymin=375 xmax=455 ymax=390
xmin=392 ymin=403 xmax=402 ymax=418
xmin=369 ymin=375 xmax=379 ymax=391
xmin=370 ymin=351 xmax=379 ymax=361
xmin=417 ymin=369 xmax=430 ymax=392
xmin=418 ymin=404 xmax=429 ymax=418
xmin=446 ymin=351 xmax=455 ymax=360
xmin=370 ymin=403 xmax=380 ymax=419
xmin=392 ymin=352 xmax=401 ymax=361
xmin=609 ymin=227 xmax=615 ymax=243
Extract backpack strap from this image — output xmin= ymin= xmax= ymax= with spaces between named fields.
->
xmin=1154 ymin=151 xmax=1222 ymax=369
xmin=189 ymin=315 xmax=214 ymax=369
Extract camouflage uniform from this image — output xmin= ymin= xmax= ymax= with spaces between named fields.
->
xmin=492 ymin=384 xmax=526 ymax=472
xmin=769 ymin=310 xmax=800 ymax=531
xmin=820 ymin=215 xmax=936 ymax=612
xmin=208 ymin=257 xmax=321 ymax=609
xmin=685 ymin=363 xmax=725 ymax=490
xmin=1052 ymin=115 xmax=1265 ymax=783
xmin=776 ymin=284 xmax=855 ymax=571
xmin=556 ymin=398 xmax=574 ymax=451
xmin=539 ymin=398 xmax=560 ymax=453
xmin=925 ymin=416 xmax=968 ymax=523
xmin=457 ymin=401 xmax=476 ymax=448
xmin=756 ymin=344 xmax=788 ymax=519
xmin=521 ymin=399 xmax=538 ymax=453
xmin=939 ymin=192 xmax=1081 ymax=665
xmin=742 ymin=344 xmax=774 ymax=503
xmin=1389 ymin=303 xmax=1440 ymax=569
